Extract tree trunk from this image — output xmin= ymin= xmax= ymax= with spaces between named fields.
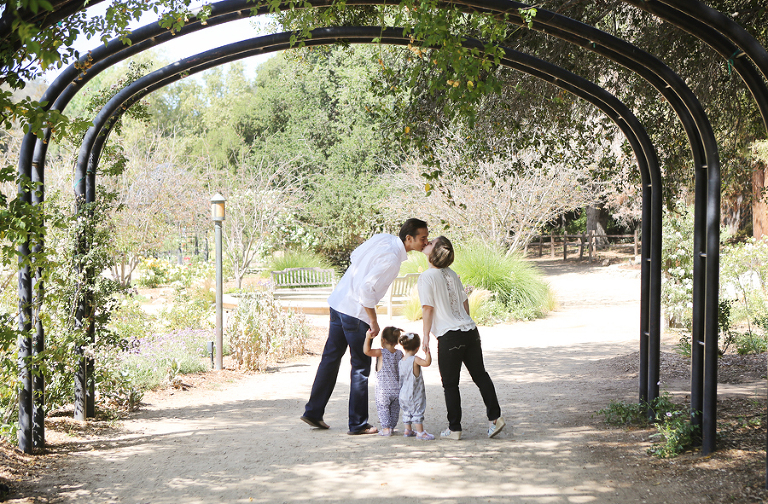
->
xmin=753 ymin=163 xmax=767 ymax=239
xmin=586 ymin=206 xmax=609 ymax=249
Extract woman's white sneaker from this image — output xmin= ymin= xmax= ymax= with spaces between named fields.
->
xmin=488 ymin=416 xmax=506 ymax=438
xmin=440 ymin=428 xmax=462 ymax=440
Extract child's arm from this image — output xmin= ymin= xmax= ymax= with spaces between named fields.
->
xmin=414 ymin=345 xmax=432 ymax=367
xmin=363 ymin=330 xmax=382 ymax=358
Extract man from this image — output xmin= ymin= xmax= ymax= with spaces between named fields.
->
xmin=301 ymin=218 xmax=429 ymax=435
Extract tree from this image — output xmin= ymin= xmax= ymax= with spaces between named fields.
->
xmin=391 ymin=126 xmax=604 ymax=252
xmin=213 ymin=156 xmax=304 ymax=289
xmin=104 ymin=126 xmax=207 ymax=286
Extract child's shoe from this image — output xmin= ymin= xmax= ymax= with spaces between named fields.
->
xmin=403 ymin=429 xmax=416 ymax=437
xmin=416 ymin=430 xmax=435 ymax=440
xmin=440 ymin=428 xmax=462 ymax=440
xmin=488 ymin=416 xmax=506 ymax=438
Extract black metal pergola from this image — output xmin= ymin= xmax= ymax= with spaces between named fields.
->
xmin=10 ymin=0 xmax=768 ymax=464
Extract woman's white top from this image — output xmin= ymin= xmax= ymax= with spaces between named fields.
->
xmin=417 ymin=267 xmax=476 ymax=337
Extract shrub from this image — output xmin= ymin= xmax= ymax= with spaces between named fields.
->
xmin=399 ymin=252 xmax=429 ymax=275
xmin=160 ymin=278 xmax=216 ymax=331
xmin=266 ymin=249 xmax=335 ymax=273
xmin=661 ymin=205 xmax=696 ymax=330
xmin=467 ymin=288 xmax=509 ymax=326
xmin=720 ymin=237 xmax=768 ymax=339
xmin=227 ymin=290 xmax=309 ymax=371
xmin=120 ymin=329 xmax=211 ymax=390
xmin=402 ymin=287 xmax=422 ymax=321
xmin=596 ymin=393 xmax=699 ymax=458
xmin=136 ymin=257 xmax=173 ymax=288
xmin=453 ymin=242 xmax=552 ymax=320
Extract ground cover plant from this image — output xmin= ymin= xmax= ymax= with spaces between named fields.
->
xmin=596 ymin=393 xmax=700 ymax=459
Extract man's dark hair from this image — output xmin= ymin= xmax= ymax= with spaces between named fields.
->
xmin=399 ymin=218 xmax=428 ymax=243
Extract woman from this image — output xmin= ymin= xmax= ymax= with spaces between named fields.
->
xmin=418 ymin=236 xmax=505 ymax=440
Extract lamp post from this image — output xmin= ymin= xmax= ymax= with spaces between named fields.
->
xmin=211 ymin=193 xmax=226 ymax=370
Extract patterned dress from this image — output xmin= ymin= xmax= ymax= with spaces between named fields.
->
xmin=376 ymin=348 xmax=403 ymax=429
xmin=399 ymin=354 xmax=427 ymax=424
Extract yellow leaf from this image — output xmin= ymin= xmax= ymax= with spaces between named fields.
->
xmin=405 ymin=126 xmax=410 ymax=133
xmin=425 ymin=183 xmax=431 ymax=192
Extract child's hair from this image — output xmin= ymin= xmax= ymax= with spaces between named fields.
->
xmin=399 ymin=332 xmax=421 ymax=352
xmin=429 ymin=236 xmax=455 ymax=269
xmin=381 ymin=326 xmax=402 ymax=346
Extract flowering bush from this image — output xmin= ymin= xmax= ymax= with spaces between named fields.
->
xmin=227 ymin=290 xmax=308 ymax=371
xmin=720 ymin=237 xmax=768 ymax=339
xmin=136 ymin=257 xmax=173 ymax=288
xmin=661 ymin=205 xmax=695 ymax=330
xmin=120 ymin=329 xmax=211 ymax=390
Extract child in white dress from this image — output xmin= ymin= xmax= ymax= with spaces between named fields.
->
xmin=398 ymin=332 xmax=434 ymax=440
xmin=364 ymin=327 xmax=404 ymax=436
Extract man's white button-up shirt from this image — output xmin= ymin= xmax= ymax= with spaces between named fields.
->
xmin=327 ymin=233 xmax=408 ymax=324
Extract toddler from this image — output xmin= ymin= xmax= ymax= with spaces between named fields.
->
xmin=398 ymin=332 xmax=434 ymax=440
xmin=364 ymin=326 xmax=403 ymax=436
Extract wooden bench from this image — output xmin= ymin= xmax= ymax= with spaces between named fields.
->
xmin=381 ymin=273 xmax=420 ymax=319
xmin=271 ymin=267 xmax=337 ymax=299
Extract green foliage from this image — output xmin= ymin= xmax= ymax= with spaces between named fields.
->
xmin=160 ymin=280 xmax=215 ymax=332
xmin=661 ymin=204 xmax=695 ymax=330
xmin=399 ymin=251 xmax=429 ymax=275
xmin=596 ymin=393 xmax=699 ymax=458
xmin=120 ymin=329 xmax=210 ymax=390
xmin=720 ymin=237 xmax=768 ymax=339
xmin=266 ymin=249 xmax=335 ymax=273
xmin=453 ymin=242 xmax=552 ymax=320
xmin=467 ymin=288 xmax=509 ymax=326
xmin=227 ymin=290 xmax=309 ymax=371
xmin=401 ymin=288 xmax=423 ymax=321
xmin=596 ymin=399 xmax=647 ymax=426
xmin=647 ymin=399 xmax=699 ymax=458
xmin=136 ymin=257 xmax=172 ymax=288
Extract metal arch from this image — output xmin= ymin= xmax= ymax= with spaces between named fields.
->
xmin=13 ymin=0 xmax=688 ymax=450
xmin=15 ymin=0 xmax=749 ymax=453
xmin=659 ymin=0 xmax=768 ymax=87
xmin=89 ymin=0 xmax=719 ymax=447
xmin=79 ymin=24 xmax=663 ymax=436
xmin=619 ymin=0 xmax=768 ymax=455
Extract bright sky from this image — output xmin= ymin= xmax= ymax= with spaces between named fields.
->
xmin=42 ymin=2 xmax=277 ymax=84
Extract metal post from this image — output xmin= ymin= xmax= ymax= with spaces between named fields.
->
xmin=215 ymin=219 xmax=223 ymax=370
xmin=31 ymin=155 xmax=45 ymax=447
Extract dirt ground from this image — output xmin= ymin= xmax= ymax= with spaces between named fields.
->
xmin=2 ymin=254 xmax=768 ymax=503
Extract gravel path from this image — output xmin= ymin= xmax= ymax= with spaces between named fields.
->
xmin=27 ymin=261 xmax=751 ymax=503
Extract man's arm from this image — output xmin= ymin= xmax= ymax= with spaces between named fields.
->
xmin=365 ymin=306 xmax=380 ymax=337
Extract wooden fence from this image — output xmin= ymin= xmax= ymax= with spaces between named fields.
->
xmin=526 ymin=229 xmax=641 ymax=263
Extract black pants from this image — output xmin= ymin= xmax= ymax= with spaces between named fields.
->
xmin=437 ymin=327 xmax=501 ymax=432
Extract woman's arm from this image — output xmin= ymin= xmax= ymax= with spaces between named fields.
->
xmin=464 ymin=299 xmax=470 ymax=317
xmin=363 ymin=330 xmax=382 ymax=358
xmin=421 ymin=305 xmax=435 ymax=353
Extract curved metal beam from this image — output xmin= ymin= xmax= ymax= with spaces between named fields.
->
xmin=623 ymin=0 xmax=768 ymax=453
xmin=81 ymin=25 xmax=663 ymax=418
xmin=18 ymin=0 xmax=741 ymax=453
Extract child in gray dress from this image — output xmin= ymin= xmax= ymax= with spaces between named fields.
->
xmin=398 ymin=332 xmax=434 ymax=440
xmin=364 ymin=327 xmax=404 ymax=436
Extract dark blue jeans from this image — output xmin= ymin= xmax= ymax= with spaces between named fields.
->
xmin=303 ymin=307 xmax=372 ymax=431
xmin=437 ymin=327 xmax=501 ymax=432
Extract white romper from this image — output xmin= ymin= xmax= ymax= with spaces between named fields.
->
xmin=399 ymin=355 xmax=427 ymax=424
